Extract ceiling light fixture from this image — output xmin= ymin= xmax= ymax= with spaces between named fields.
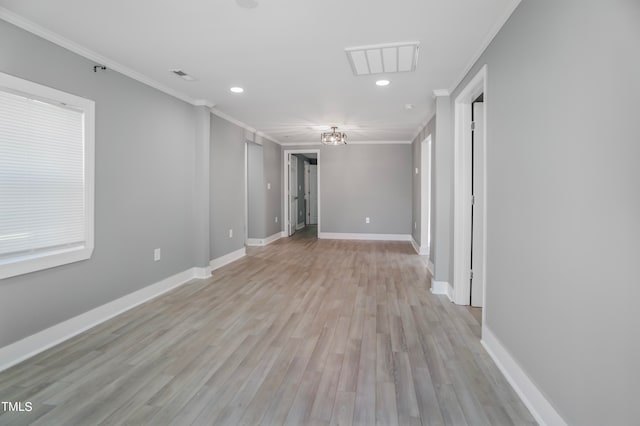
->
xmin=230 ymin=86 xmax=244 ymax=93
xmin=321 ymin=126 xmax=347 ymax=145
xmin=376 ymin=79 xmax=390 ymax=86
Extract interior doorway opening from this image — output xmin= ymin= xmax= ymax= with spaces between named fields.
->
xmin=453 ymin=65 xmax=487 ymax=322
xmin=283 ymin=149 xmax=320 ymax=238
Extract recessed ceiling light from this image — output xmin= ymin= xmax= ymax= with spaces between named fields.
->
xmin=230 ymin=87 xmax=244 ymax=93
xmin=376 ymin=79 xmax=390 ymax=87
xmin=405 ymin=103 xmax=414 ymax=110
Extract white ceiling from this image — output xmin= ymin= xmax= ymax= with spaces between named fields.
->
xmin=0 ymin=0 xmax=520 ymax=144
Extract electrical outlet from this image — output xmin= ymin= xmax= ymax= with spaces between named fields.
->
xmin=267 ymin=182 xmax=271 ymax=190
xmin=228 ymin=229 xmax=233 ymax=238
xmin=154 ymin=248 xmax=161 ymax=261
xmin=365 ymin=217 xmax=370 ymax=224
xmin=415 ymin=167 xmax=419 ymax=174
xmin=275 ymin=216 xmax=278 ymax=223
xmin=414 ymin=221 xmax=417 ymax=230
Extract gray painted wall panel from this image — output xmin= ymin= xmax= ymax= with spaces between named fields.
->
xmin=0 ymin=20 xmax=197 ymax=348
xmin=210 ymin=115 xmax=246 ymax=259
xmin=263 ymin=140 xmax=282 ymax=237
xmin=451 ymin=1 xmax=640 ymax=423
xmin=321 ymin=144 xmax=412 ymax=234
xmin=247 ymin=142 xmax=265 ymax=239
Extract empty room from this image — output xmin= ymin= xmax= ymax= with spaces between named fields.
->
xmin=0 ymin=0 xmax=638 ymax=425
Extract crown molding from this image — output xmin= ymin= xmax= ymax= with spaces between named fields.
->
xmin=0 ymin=7 xmax=217 ymax=108
xmin=447 ymin=0 xmax=522 ymax=94
xmin=209 ymin=108 xmax=281 ymax=145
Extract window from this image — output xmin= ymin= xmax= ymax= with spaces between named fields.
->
xmin=0 ymin=72 xmax=94 ymax=279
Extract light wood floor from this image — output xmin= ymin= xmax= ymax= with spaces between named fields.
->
xmin=0 ymin=237 xmax=535 ymax=425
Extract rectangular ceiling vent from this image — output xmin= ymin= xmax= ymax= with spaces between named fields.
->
xmin=170 ymin=69 xmax=196 ymax=81
xmin=345 ymin=41 xmax=420 ymax=76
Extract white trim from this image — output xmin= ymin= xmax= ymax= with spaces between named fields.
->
xmin=246 ymin=232 xmax=283 ymax=247
xmin=0 ymin=8 xmax=288 ymax=151
xmin=209 ymin=247 xmax=246 ymax=271
xmin=0 ymin=267 xmax=201 ymax=372
xmin=453 ymin=65 xmax=488 ymax=306
xmin=427 ymin=260 xmax=434 ymax=276
xmin=0 ymin=71 xmax=95 ymax=279
xmin=319 ymin=232 xmax=411 ymax=241
xmin=420 ymin=135 xmax=432 ymax=257
xmin=0 ymin=7 xmax=205 ymax=108
xmin=210 ymin=108 xmax=280 ymax=145
xmin=345 ymin=140 xmax=411 ymax=145
xmin=284 ymin=149 xmax=321 ymax=238
xmin=279 ymin=142 xmax=323 ymax=147
xmin=279 ymin=140 xmax=410 ymax=146
xmin=446 ymin=0 xmax=522 ymax=94
xmin=193 ymin=266 xmax=212 ymax=279
xmin=411 ymin=237 xmax=429 ymax=256
xmin=481 ymin=327 xmax=567 ymax=426
xmin=430 ymin=280 xmax=454 ymax=302
xmin=409 ymin=111 xmax=436 ymax=145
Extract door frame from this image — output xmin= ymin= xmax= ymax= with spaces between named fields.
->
xmin=453 ymin=65 xmax=487 ymax=316
xmin=420 ymin=135 xmax=432 ymax=256
xmin=283 ymin=149 xmax=321 ymax=236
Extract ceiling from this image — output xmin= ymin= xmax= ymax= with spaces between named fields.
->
xmin=0 ymin=0 xmax=520 ymax=144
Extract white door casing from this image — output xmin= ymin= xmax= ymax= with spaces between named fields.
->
xmin=309 ymin=164 xmax=318 ymax=225
xmin=453 ymin=65 xmax=487 ymax=315
xmin=283 ymin=149 xmax=320 ymax=236
xmin=289 ymin=154 xmax=298 ymax=236
xmin=471 ymin=102 xmax=485 ymax=307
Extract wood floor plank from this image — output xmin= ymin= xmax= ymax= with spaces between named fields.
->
xmin=0 ymin=236 xmax=535 ymax=426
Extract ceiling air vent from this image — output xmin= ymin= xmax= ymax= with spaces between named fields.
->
xmin=170 ymin=69 xmax=196 ymax=81
xmin=345 ymin=41 xmax=420 ymax=76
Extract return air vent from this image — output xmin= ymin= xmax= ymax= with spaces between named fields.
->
xmin=345 ymin=41 xmax=420 ymax=76
xmin=170 ymin=69 xmax=196 ymax=81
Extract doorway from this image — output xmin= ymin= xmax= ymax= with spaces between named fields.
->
xmin=283 ymin=149 xmax=320 ymax=238
xmin=453 ymin=65 xmax=487 ymax=314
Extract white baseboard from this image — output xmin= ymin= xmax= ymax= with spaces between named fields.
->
xmin=431 ymin=280 xmax=454 ymax=302
xmin=410 ymin=237 xmax=429 ymax=255
xmin=427 ymin=260 xmax=434 ymax=276
xmin=193 ymin=266 xmax=212 ymax=279
xmin=481 ymin=326 xmax=566 ymax=426
xmin=319 ymin=232 xmax=412 ymax=241
xmin=209 ymin=247 xmax=246 ymax=271
xmin=246 ymin=231 xmax=283 ymax=247
xmin=0 ymin=267 xmax=201 ymax=373
xmin=296 ymin=222 xmax=305 ymax=230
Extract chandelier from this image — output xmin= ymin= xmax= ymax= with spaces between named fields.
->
xmin=321 ymin=126 xmax=347 ymax=145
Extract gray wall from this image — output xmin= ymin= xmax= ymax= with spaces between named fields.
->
xmin=247 ymin=142 xmax=265 ymax=239
xmin=210 ymin=115 xmax=246 ymax=259
xmin=263 ymin=139 xmax=282 ymax=237
xmin=247 ymin=138 xmax=282 ymax=239
xmin=0 ymin=20 xmax=198 ymax=348
xmin=291 ymin=144 xmax=411 ymax=235
xmin=452 ymin=0 xmax=640 ymax=424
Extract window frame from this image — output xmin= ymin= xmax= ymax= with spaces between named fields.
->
xmin=0 ymin=71 xmax=95 ymax=279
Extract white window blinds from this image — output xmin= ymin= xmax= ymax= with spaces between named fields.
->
xmin=0 ymin=72 xmax=94 ymax=279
